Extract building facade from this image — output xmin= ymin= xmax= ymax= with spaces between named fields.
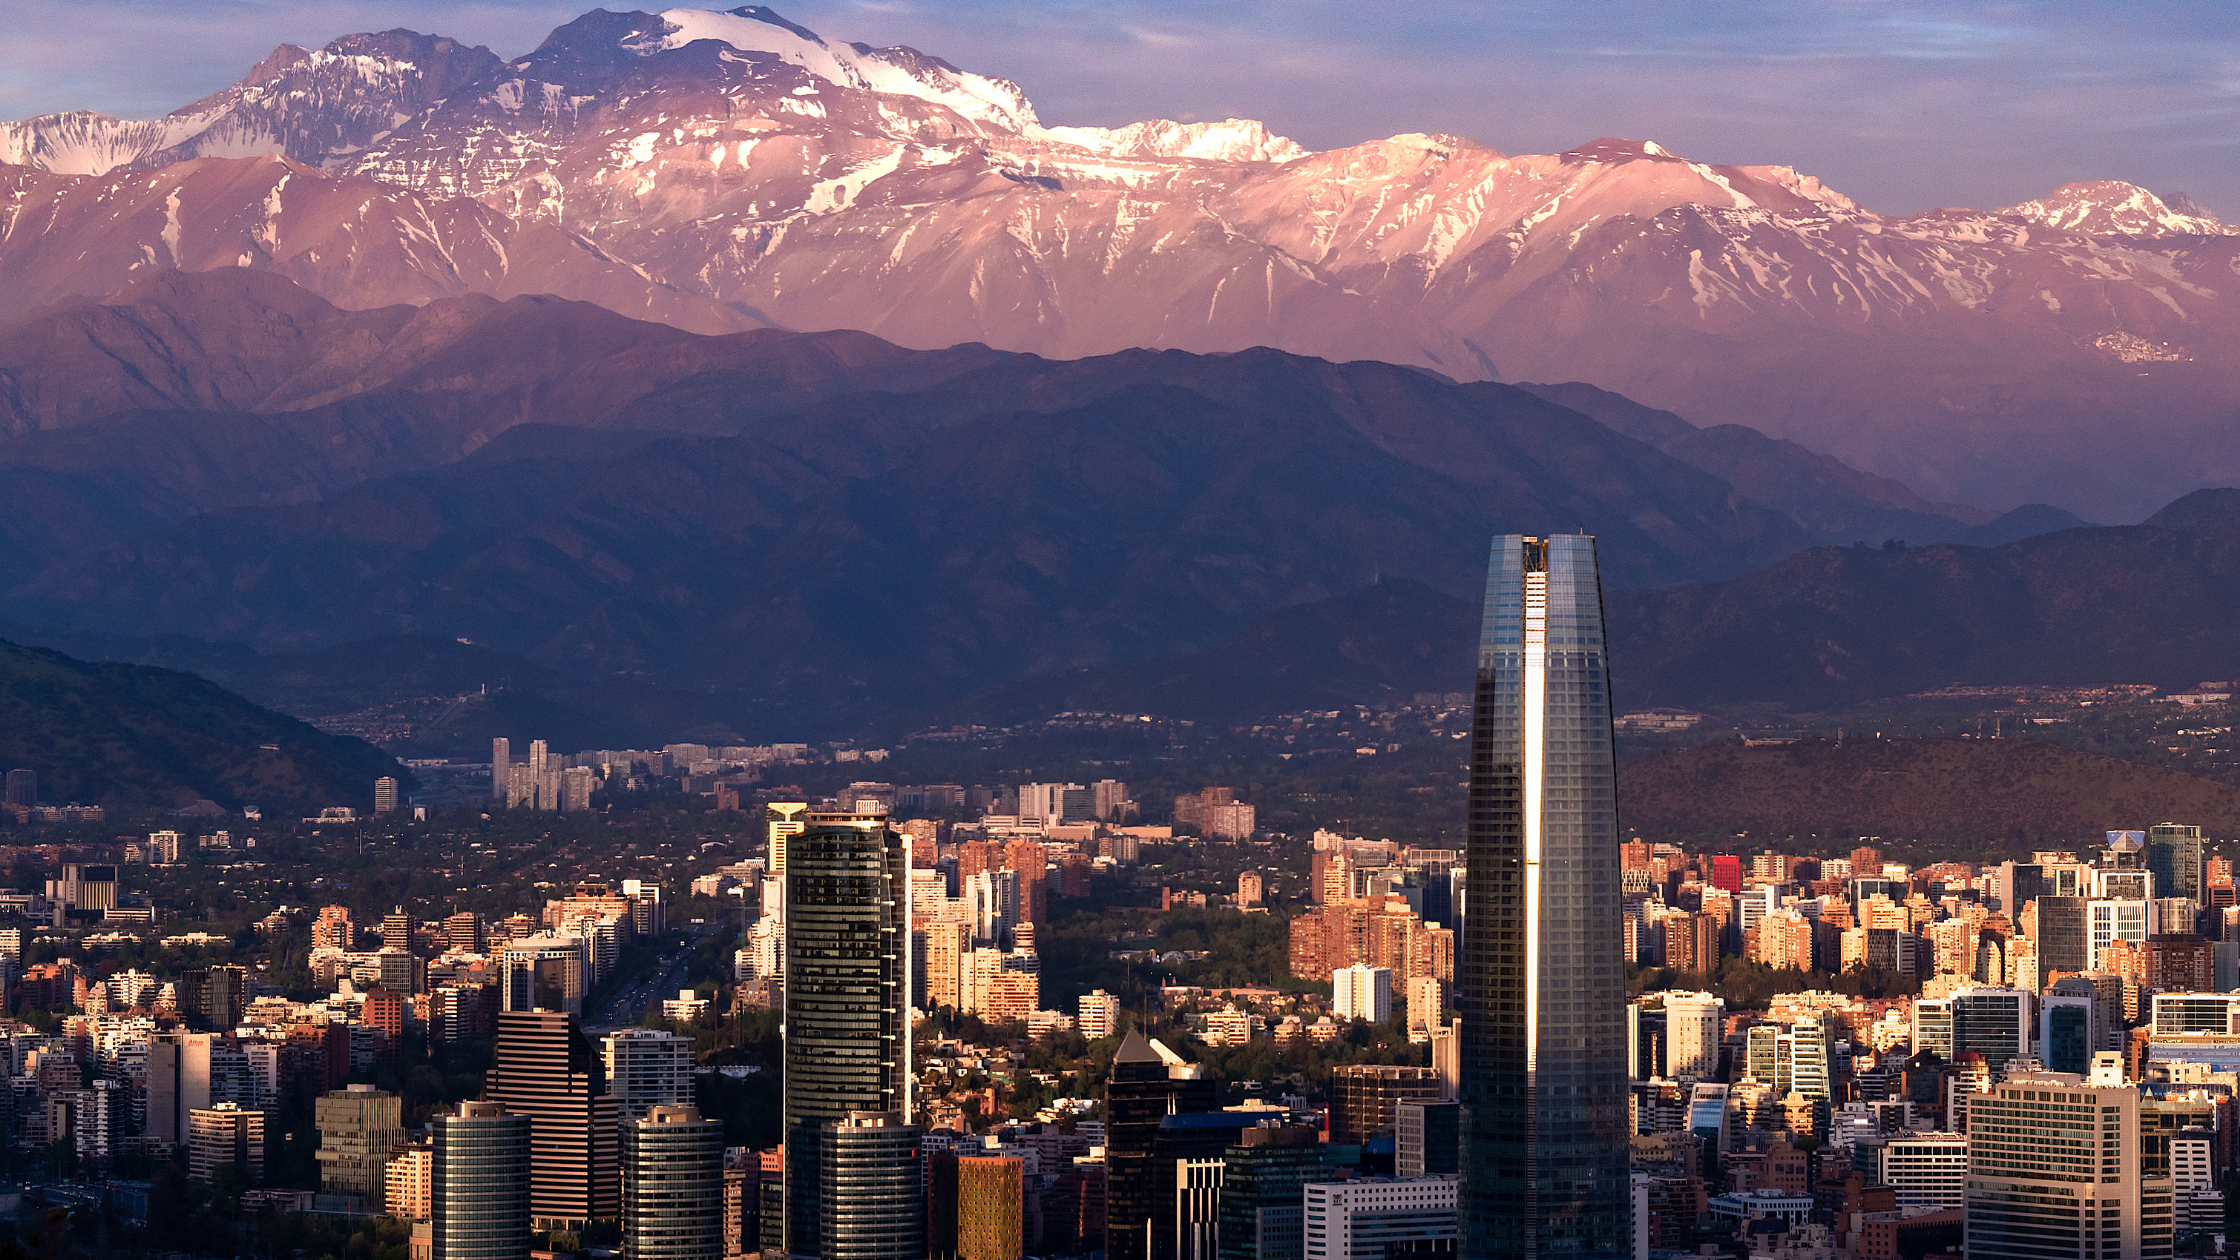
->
xmin=433 ymin=1101 xmax=532 ymax=1260
xmin=621 ymin=1104 xmax=725 ymax=1260
xmin=784 ymin=813 xmax=911 ymax=1259
xmin=1963 ymin=1065 xmax=2173 ymax=1260
xmin=1305 ymin=1176 xmax=1460 ymax=1260
xmin=819 ymin=1111 xmax=923 ymax=1260
xmin=483 ymin=1009 xmax=619 ymax=1230
xmin=314 ymin=1085 xmax=405 ymax=1207
xmin=1457 ymin=533 xmax=1629 ymax=1259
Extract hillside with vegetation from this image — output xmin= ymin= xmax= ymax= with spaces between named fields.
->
xmin=0 ymin=638 xmax=405 ymax=814
xmin=1619 ymin=735 xmax=2240 ymax=850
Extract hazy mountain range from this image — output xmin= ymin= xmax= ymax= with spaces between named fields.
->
xmin=4 ymin=7 xmax=2238 ymax=520
xmin=0 ymin=268 xmax=2222 ymax=741
xmin=3 ymin=6 xmax=2236 ymax=746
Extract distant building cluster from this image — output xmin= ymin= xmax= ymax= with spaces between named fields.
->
xmin=1629 ymin=822 xmax=2237 ymax=1259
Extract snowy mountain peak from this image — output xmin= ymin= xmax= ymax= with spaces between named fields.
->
xmin=639 ymin=6 xmax=1039 ymax=132
xmin=2000 ymin=180 xmax=2238 ymax=238
xmin=1565 ymin=137 xmax=1686 ymax=164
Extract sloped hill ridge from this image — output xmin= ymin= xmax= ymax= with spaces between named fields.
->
xmin=0 ymin=638 xmax=404 ymax=812
xmin=1 ymin=7 xmax=2237 ymax=516
xmin=1619 ymin=737 xmax=2240 ymax=846
xmin=1606 ymin=498 xmax=2240 ymax=711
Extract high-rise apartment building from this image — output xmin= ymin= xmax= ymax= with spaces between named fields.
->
xmin=1661 ymin=992 xmax=1725 ymax=1080
xmin=1964 ymin=1065 xmax=2172 ymax=1260
xmin=603 ymin=1028 xmax=693 ymax=1121
xmin=819 ymin=1111 xmax=923 ymax=1260
xmin=1078 ymin=989 xmax=1121 ymax=1040
xmin=446 ymin=911 xmax=486 ymax=952
xmin=188 ymin=1102 xmax=265 ymax=1183
xmin=491 ymin=739 xmax=511 ymax=805
xmin=783 ymin=812 xmax=911 ymax=1259
xmin=387 ymin=1139 xmax=432 ymax=1221
xmin=483 ymin=1009 xmax=619 ymax=1230
xmin=433 ymin=1101 xmax=531 ymax=1260
xmin=1458 ymin=534 xmax=1628 ymax=1260
xmin=1332 ymin=964 xmax=1393 ymax=1024
xmin=4 ymin=768 xmax=36 ymax=808
xmin=622 ymin=1104 xmax=725 ymax=1260
xmin=374 ymin=777 xmax=399 ymax=815
xmin=315 ymin=1085 xmax=405 ymax=1207
xmin=1329 ymin=1064 xmax=1443 ymax=1147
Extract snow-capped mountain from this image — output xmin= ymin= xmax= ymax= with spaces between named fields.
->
xmin=1999 ymin=181 xmax=2235 ymax=239
xmin=3 ymin=5 xmax=2238 ymax=519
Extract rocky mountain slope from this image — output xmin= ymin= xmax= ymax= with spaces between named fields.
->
xmin=0 ymin=331 xmax=1847 ymax=733
xmin=1607 ymin=489 xmax=2240 ymax=711
xmin=4 ymin=7 xmax=2237 ymax=518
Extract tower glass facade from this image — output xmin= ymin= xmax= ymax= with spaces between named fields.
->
xmin=783 ymin=813 xmax=911 ymax=1259
xmin=622 ymin=1104 xmax=726 ymax=1260
xmin=818 ymin=1111 xmax=923 ymax=1260
xmin=1459 ymin=534 xmax=1628 ymax=1259
xmin=433 ymin=1102 xmax=532 ymax=1260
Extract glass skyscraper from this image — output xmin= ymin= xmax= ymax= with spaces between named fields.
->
xmin=432 ymin=1101 xmax=532 ymax=1260
xmin=1458 ymin=534 xmax=1628 ymax=1259
xmin=783 ymin=812 xmax=911 ymax=1259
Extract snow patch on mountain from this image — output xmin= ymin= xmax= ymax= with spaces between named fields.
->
xmin=1037 ymin=118 xmax=1308 ymax=164
xmin=642 ymin=7 xmax=1038 ymax=133
xmin=0 ymin=111 xmax=218 ymax=175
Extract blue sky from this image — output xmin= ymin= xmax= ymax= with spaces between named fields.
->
xmin=3 ymin=0 xmax=2234 ymax=217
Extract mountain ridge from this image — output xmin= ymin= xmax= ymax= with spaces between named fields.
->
xmin=4 ymin=7 xmax=2239 ymax=516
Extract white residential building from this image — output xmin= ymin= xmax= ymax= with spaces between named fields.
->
xmin=1303 ymin=1175 xmax=1458 ymax=1260
xmin=1333 ymin=964 xmax=1393 ymax=1025
xmin=1079 ymin=989 xmax=1121 ymax=1040
xmin=602 ymin=1028 xmax=692 ymax=1121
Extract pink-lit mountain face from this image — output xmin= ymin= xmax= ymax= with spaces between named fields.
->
xmin=4 ymin=6 xmax=2237 ymax=519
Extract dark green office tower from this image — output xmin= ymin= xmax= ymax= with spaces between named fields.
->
xmin=1217 ymin=1125 xmax=1347 ymax=1260
xmin=1104 ymin=1032 xmax=1215 ymax=1260
xmin=1459 ymin=534 xmax=1628 ymax=1260
xmin=783 ymin=813 xmax=910 ymax=1259
xmin=2149 ymin=822 xmax=2206 ymax=904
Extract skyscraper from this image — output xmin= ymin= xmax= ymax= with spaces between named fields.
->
xmin=490 ymin=739 xmax=510 ymax=805
xmin=783 ymin=812 xmax=911 ymax=1259
xmin=622 ymin=1104 xmax=726 ymax=1260
xmin=434 ymin=1101 xmax=531 ymax=1260
xmin=484 ymin=1009 xmax=619 ymax=1230
xmin=821 ymin=1112 xmax=924 ymax=1260
xmin=1105 ymin=1032 xmax=1215 ymax=1260
xmin=2149 ymin=822 xmax=2206 ymax=904
xmin=1458 ymin=533 xmax=1628 ymax=1260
